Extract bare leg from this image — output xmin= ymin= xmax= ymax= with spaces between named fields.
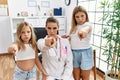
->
xmin=73 ymin=68 xmax=81 ymax=80
xmin=81 ymin=69 xmax=91 ymax=80
xmin=36 ymin=69 xmax=40 ymax=80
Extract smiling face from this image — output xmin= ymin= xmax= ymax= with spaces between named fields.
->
xmin=46 ymin=22 xmax=59 ymax=38
xmin=20 ymin=26 xmax=31 ymax=43
xmin=75 ymin=11 xmax=87 ymax=25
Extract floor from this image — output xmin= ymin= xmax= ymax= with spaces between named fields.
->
xmin=89 ymin=70 xmax=104 ymax=80
xmin=0 ymin=53 xmax=15 ymax=80
xmin=0 ymin=53 xmax=104 ymax=80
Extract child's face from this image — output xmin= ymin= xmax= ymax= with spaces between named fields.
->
xmin=20 ymin=26 xmax=31 ymax=43
xmin=46 ymin=22 xmax=59 ymax=38
xmin=75 ymin=12 xmax=87 ymax=25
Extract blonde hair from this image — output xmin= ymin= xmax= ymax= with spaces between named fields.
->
xmin=16 ymin=22 xmax=37 ymax=51
xmin=70 ymin=5 xmax=89 ymax=34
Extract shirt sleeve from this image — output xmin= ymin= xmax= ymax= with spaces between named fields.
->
xmin=37 ymin=39 xmax=49 ymax=52
xmin=61 ymin=39 xmax=73 ymax=80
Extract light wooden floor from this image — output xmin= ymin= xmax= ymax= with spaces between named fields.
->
xmin=0 ymin=53 xmax=15 ymax=80
xmin=90 ymin=70 xmax=104 ymax=80
xmin=0 ymin=53 xmax=104 ymax=80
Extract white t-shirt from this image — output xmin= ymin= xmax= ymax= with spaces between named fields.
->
xmin=70 ymin=22 xmax=92 ymax=50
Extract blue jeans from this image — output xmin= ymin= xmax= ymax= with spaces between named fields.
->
xmin=13 ymin=66 xmax=36 ymax=80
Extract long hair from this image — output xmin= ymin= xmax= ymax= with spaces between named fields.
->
xmin=16 ymin=22 xmax=37 ymax=51
xmin=70 ymin=5 xmax=89 ymax=34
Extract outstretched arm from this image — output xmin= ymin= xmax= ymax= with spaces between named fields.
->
xmin=37 ymin=37 xmax=56 ymax=52
xmin=78 ymin=26 xmax=92 ymax=40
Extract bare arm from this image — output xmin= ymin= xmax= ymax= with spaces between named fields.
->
xmin=35 ymin=50 xmax=48 ymax=79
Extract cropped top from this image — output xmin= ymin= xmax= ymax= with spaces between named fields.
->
xmin=15 ymin=44 xmax=35 ymax=61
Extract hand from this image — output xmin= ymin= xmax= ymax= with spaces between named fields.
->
xmin=78 ymin=30 xmax=88 ymax=40
xmin=8 ymin=44 xmax=18 ymax=55
xmin=42 ymin=73 xmax=48 ymax=80
xmin=45 ymin=37 xmax=56 ymax=47
xmin=61 ymin=34 xmax=69 ymax=38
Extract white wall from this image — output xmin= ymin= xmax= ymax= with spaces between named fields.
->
xmin=0 ymin=17 xmax=12 ymax=53
xmin=8 ymin=0 xmax=66 ymax=17
xmin=50 ymin=0 xmax=77 ymax=34
xmin=8 ymin=0 xmax=77 ymax=33
xmin=65 ymin=0 xmax=77 ymax=34
xmin=0 ymin=0 xmax=77 ymax=53
xmin=8 ymin=0 xmax=37 ymax=17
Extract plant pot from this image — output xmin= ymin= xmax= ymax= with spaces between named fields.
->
xmin=106 ymin=70 xmax=118 ymax=80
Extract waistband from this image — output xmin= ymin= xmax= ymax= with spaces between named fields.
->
xmin=55 ymin=79 xmax=62 ymax=80
xmin=15 ymin=65 xmax=35 ymax=73
xmin=72 ymin=47 xmax=92 ymax=51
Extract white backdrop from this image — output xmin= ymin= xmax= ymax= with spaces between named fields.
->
xmin=0 ymin=17 xmax=12 ymax=53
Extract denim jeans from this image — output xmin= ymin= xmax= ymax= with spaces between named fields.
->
xmin=13 ymin=66 xmax=36 ymax=80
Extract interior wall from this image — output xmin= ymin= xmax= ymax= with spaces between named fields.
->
xmin=65 ymin=0 xmax=77 ymax=34
xmin=7 ymin=0 xmax=77 ymax=34
xmin=8 ymin=0 xmax=66 ymax=17
xmin=0 ymin=17 xmax=12 ymax=53
xmin=8 ymin=0 xmax=31 ymax=17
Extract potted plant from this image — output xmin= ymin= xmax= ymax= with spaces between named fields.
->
xmin=99 ymin=0 xmax=120 ymax=79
